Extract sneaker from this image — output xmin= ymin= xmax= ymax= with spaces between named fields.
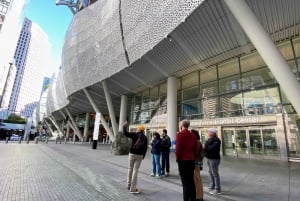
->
xmin=155 ymin=174 xmax=161 ymax=178
xmin=209 ymin=190 xmax=221 ymax=195
xmin=150 ymin=173 xmax=155 ymax=177
xmin=129 ymin=188 xmax=140 ymax=194
xmin=205 ymin=186 xmax=214 ymax=190
xmin=165 ymin=172 xmax=169 ymax=177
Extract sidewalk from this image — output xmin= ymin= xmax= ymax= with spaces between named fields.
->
xmin=1 ymin=142 xmax=300 ymax=201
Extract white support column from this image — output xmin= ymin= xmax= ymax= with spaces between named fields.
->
xmin=102 ymin=80 xmax=118 ymax=136
xmin=83 ymin=112 xmax=89 ymax=141
xmin=224 ymin=0 xmax=300 ymax=114
xmin=44 ymin=120 xmax=54 ymax=136
xmin=66 ymin=123 xmax=70 ymax=140
xmin=65 ymin=108 xmax=83 ymax=140
xmin=49 ymin=116 xmax=64 ymax=137
xmin=83 ymin=88 xmax=115 ymax=142
xmin=119 ymin=95 xmax=127 ymax=132
xmin=167 ymin=77 xmax=177 ymax=143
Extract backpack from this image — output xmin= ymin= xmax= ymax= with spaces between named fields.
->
xmin=133 ymin=133 xmax=147 ymax=151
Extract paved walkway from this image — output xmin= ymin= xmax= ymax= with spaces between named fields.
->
xmin=1 ymin=141 xmax=300 ymax=201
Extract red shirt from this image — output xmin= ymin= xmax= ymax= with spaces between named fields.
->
xmin=175 ymin=128 xmax=197 ymax=161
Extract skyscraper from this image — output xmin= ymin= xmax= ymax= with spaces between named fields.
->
xmin=8 ymin=17 xmax=51 ymax=118
xmin=0 ymin=0 xmax=27 ymax=98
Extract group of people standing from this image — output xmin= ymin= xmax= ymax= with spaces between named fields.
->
xmin=122 ymin=119 xmax=222 ymax=201
xmin=149 ymin=129 xmax=171 ymax=178
xmin=175 ymin=119 xmax=221 ymax=201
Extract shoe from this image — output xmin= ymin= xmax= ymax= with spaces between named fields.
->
xmin=165 ymin=172 xmax=169 ymax=177
xmin=129 ymin=188 xmax=140 ymax=194
xmin=209 ymin=190 xmax=221 ymax=195
xmin=155 ymin=174 xmax=161 ymax=178
xmin=205 ymin=186 xmax=214 ymax=190
xmin=127 ymin=186 xmax=130 ymax=190
xmin=150 ymin=173 xmax=155 ymax=177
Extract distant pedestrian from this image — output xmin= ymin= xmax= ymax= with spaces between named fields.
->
xmin=191 ymin=129 xmax=204 ymax=201
xmin=204 ymin=128 xmax=222 ymax=195
xmin=175 ymin=119 xmax=198 ymax=201
xmin=123 ymin=121 xmax=148 ymax=194
xmin=161 ymin=129 xmax=171 ymax=177
xmin=150 ymin=132 xmax=162 ymax=178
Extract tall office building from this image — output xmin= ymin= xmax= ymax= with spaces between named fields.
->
xmin=0 ymin=0 xmax=27 ymax=99
xmin=8 ymin=17 xmax=51 ymax=118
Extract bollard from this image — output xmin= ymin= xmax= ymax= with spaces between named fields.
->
xmin=55 ymin=137 xmax=58 ymax=144
xmin=45 ymin=137 xmax=48 ymax=144
xmin=18 ymin=137 xmax=21 ymax=144
xmin=81 ymin=138 xmax=84 ymax=144
xmin=35 ymin=137 xmax=39 ymax=144
xmin=59 ymin=138 xmax=62 ymax=144
xmin=92 ymin=140 xmax=97 ymax=149
xmin=27 ymin=138 xmax=30 ymax=144
xmin=64 ymin=137 xmax=67 ymax=144
xmin=89 ymin=138 xmax=92 ymax=144
xmin=5 ymin=137 xmax=9 ymax=143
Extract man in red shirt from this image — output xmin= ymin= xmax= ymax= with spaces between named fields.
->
xmin=176 ymin=119 xmax=198 ymax=201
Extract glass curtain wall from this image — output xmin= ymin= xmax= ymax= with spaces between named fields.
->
xmin=130 ymin=37 xmax=300 ymax=157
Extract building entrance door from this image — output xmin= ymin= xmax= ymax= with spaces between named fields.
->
xmin=222 ymin=126 xmax=280 ymax=160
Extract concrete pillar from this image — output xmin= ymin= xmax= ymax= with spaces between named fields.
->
xmin=83 ymin=112 xmax=89 ymax=141
xmin=167 ymin=77 xmax=177 ymax=144
xmin=103 ymin=80 xmax=118 ymax=137
xmin=224 ymin=0 xmax=300 ymax=114
xmin=48 ymin=116 xmax=64 ymax=137
xmin=66 ymin=123 xmax=70 ymax=140
xmin=65 ymin=108 xmax=83 ymax=140
xmin=83 ymin=88 xmax=115 ymax=142
xmin=118 ymin=95 xmax=127 ymax=132
xmin=44 ymin=120 xmax=54 ymax=136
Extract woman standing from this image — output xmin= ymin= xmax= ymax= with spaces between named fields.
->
xmin=191 ymin=129 xmax=204 ymax=201
xmin=150 ymin=132 xmax=162 ymax=178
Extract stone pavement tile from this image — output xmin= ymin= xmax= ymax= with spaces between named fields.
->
xmin=0 ymin=144 xmax=149 ymax=201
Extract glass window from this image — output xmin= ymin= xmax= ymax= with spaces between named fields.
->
xmin=219 ymin=75 xmax=241 ymax=94
xmin=293 ymin=37 xmax=300 ymax=57
xmin=182 ymin=72 xmax=199 ymax=89
xmin=182 ymin=101 xmax=200 ymax=118
xmin=200 ymin=81 xmax=218 ymax=97
xmin=218 ymin=58 xmax=239 ymax=79
xmin=159 ymin=83 xmax=167 ymax=97
xmin=240 ymin=52 xmax=265 ymax=73
xmin=183 ymin=86 xmax=199 ymax=101
xmin=200 ymin=66 xmax=217 ymax=84
xmin=243 ymin=87 xmax=281 ymax=115
xmin=220 ymin=93 xmax=243 ymax=117
xmin=242 ymin=67 xmax=276 ymax=90
xmin=278 ymin=40 xmax=294 ymax=60
xmin=202 ymin=97 xmax=218 ymax=119
xmin=150 ymin=86 xmax=158 ymax=98
xmin=142 ymin=89 xmax=149 ymax=100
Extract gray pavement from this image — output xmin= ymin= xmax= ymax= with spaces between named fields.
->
xmin=1 ymin=141 xmax=300 ymax=201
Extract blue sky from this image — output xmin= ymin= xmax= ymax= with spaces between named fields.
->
xmin=24 ymin=0 xmax=73 ymax=76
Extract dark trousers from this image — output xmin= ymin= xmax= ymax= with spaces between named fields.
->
xmin=178 ymin=160 xmax=196 ymax=201
xmin=161 ymin=150 xmax=170 ymax=174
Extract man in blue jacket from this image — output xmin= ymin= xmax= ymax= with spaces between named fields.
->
xmin=204 ymin=128 xmax=222 ymax=195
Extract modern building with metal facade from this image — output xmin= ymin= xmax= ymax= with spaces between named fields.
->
xmin=41 ymin=0 xmax=300 ymax=161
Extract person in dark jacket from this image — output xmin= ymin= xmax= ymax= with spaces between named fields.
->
xmin=150 ymin=132 xmax=162 ymax=178
xmin=176 ymin=119 xmax=197 ymax=201
xmin=204 ymin=128 xmax=221 ymax=195
xmin=161 ymin=129 xmax=171 ymax=176
xmin=123 ymin=121 xmax=148 ymax=194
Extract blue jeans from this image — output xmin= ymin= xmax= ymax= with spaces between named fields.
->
xmin=207 ymin=158 xmax=221 ymax=191
xmin=152 ymin=154 xmax=161 ymax=176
